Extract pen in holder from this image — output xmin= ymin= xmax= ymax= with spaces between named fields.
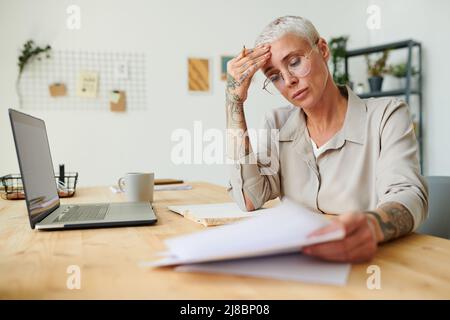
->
xmin=59 ymin=164 xmax=65 ymax=185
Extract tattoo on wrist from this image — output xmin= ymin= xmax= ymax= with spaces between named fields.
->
xmin=226 ymin=102 xmax=244 ymax=126
xmin=365 ymin=202 xmax=414 ymax=242
xmin=226 ymin=89 xmax=246 ymax=128
xmin=226 ymin=73 xmax=240 ymax=90
xmin=226 ymin=92 xmax=242 ymax=104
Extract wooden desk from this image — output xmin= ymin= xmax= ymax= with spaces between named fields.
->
xmin=1 ymin=182 xmax=449 ymax=299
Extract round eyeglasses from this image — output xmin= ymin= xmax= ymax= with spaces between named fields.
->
xmin=262 ymin=44 xmax=316 ymax=95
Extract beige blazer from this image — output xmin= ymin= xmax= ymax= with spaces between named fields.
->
xmin=227 ymin=86 xmax=428 ymax=230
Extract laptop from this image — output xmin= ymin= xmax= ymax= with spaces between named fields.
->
xmin=9 ymin=108 xmax=157 ymax=230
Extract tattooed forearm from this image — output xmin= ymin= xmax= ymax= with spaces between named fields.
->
xmin=225 ymin=73 xmax=246 ymax=127
xmin=226 ymin=95 xmax=245 ymax=127
xmin=225 ymin=101 xmax=251 ymax=159
xmin=365 ymin=202 xmax=414 ymax=243
xmin=225 ymin=73 xmax=251 ymax=160
xmin=226 ymin=91 xmax=242 ymax=103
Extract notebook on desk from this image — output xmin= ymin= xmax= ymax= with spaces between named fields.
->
xmin=168 ymin=202 xmax=263 ymax=226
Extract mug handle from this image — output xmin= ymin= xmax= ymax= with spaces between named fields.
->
xmin=118 ymin=177 xmax=126 ymax=192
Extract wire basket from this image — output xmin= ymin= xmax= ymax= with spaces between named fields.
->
xmin=0 ymin=172 xmax=78 ymax=200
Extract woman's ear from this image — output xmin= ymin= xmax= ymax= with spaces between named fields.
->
xmin=317 ymin=37 xmax=330 ymax=62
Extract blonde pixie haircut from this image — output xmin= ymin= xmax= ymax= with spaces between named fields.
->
xmin=254 ymin=15 xmax=320 ymax=48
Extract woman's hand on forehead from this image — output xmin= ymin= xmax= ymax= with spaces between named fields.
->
xmin=225 ymin=44 xmax=272 ymax=103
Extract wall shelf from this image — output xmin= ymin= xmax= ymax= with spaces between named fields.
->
xmin=344 ymin=39 xmax=423 ymax=172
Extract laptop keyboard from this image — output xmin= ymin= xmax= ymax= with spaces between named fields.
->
xmin=53 ymin=205 xmax=109 ymax=223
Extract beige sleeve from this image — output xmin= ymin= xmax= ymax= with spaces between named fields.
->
xmin=227 ymin=114 xmax=281 ymax=211
xmin=375 ymin=99 xmax=429 ymax=230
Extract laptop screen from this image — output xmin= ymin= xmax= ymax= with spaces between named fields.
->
xmin=9 ymin=109 xmax=60 ymax=228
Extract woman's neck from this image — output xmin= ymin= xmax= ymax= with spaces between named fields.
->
xmin=304 ymin=80 xmax=348 ymax=135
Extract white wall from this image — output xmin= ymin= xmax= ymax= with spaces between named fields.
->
xmin=0 ymin=0 xmax=448 ymax=188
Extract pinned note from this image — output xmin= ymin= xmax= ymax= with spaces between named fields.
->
xmin=76 ymin=70 xmax=99 ymax=98
xmin=109 ymin=90 xmax=126 ymax=112
xmin=48 ymin=83 xmax=67 ymax=97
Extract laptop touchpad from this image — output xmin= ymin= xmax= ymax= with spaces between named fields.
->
xmin=107 ymin=202 xmax=154 ymax=220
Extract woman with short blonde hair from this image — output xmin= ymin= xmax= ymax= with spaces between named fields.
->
xmin=226 ymin=16 xmax=428 ymax=263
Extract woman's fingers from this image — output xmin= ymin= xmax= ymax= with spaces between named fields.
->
xmin=306 ymin=238 xmax=375 ymax=263
xmin=236 ymin=47 xmax=254 ymax=60
xmin=304 ymin=229 xmax=362 ymax=259
xmin=303 ymin=226 xmax=374 ymax=262
xmin=227 ymin=44 xmax=270 ymax=81
xmin=225 ymin=44 xmax=271 ymax=103
xmin=303 ymin=214 xmax=378 ymax=262
xmin=238 ymin=52 xmax=271 ymax=72
xmin=307 ymin=219 xmax=344 ymax=238
xmin=237 ymin=53 xmax=271 ymax=83
xmin=307 ymin=213 xmax=365 ymax=239
xmin=234 ymin=45 xmax=271 ymax=68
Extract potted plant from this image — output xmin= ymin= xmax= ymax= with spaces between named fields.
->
xmin=329 ymin=36 xmax=350 ymax=86
xmin=365 ymin=49 xmax=389 ymax=92
xmin=16 ymin=40 xmax=51 ymax=107
xmin=388 ymin=62 xmax=418 ymax=90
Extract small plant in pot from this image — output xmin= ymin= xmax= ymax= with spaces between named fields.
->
xmin=388 ymin=62 xmax=418 ymax=90
xmin=365 ymin=49 xmax=390 ymax=92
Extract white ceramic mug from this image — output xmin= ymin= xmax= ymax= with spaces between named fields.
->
xmin=118 ymin=172 xmax=154 ymax=202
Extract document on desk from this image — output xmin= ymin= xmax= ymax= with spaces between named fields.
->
xmin=168 ymin=202 xmax=263 ymax=226
xmin=142 ymin=199 xmax=350 ymax=285
xmin=175 ymin=253 xmax=351 ymax=286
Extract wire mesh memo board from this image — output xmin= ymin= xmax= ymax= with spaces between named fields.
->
xmin=19 ymin=50 xmax=147 ymax=111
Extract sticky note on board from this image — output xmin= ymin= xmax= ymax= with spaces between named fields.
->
xmin=49 ymin=83 xmax=67 ymax=97
xmin=76 ymin=70 xmax=99 ymax=98
xmin=110 ymin=90 xmax=126 ymax=112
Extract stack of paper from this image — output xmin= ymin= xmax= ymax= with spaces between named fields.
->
xmin=175 ymin=253 xmax=351 ymax=286
xmin=142 ymin=199 xmax=351 ymax=286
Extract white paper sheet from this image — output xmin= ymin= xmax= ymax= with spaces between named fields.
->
xmin=168 ymin=202 xmax=258 ymax=219
xmin=175 ymin=253 xmax=351 ymax=286
xmin=143 ymin=199 xmax=345 ymax=267
xmin=155 ymin=184 xmax=193 ymax=191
